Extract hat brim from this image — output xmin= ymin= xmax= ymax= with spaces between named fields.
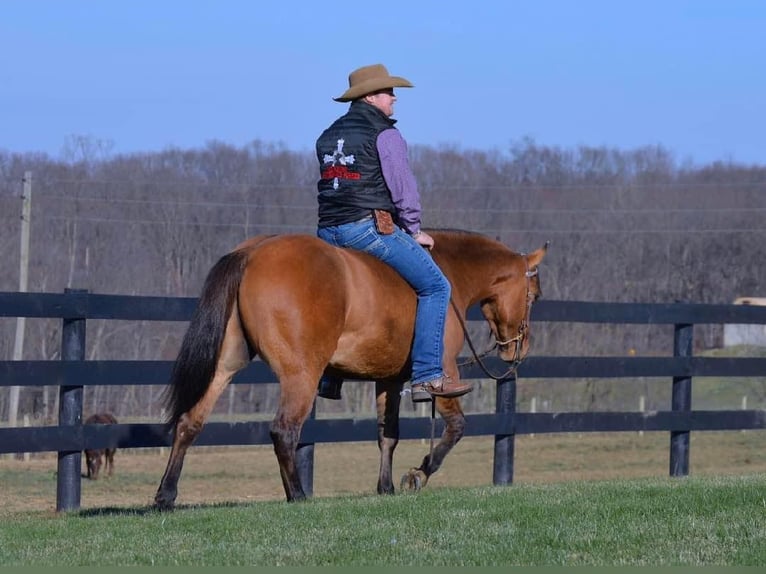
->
xmin=333 ymin=76 xmax=414 ymax=102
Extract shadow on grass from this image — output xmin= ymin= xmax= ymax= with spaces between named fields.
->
xmin=77 ymin=500 xmax=258 ymax=518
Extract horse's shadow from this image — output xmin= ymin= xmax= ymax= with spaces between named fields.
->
xmin=77 ymin=500 xmax=252 ymax=518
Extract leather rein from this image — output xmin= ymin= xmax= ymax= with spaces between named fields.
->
xmin=451 ymin=256 xmax=537 ymax=381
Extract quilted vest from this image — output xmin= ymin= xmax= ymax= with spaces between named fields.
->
xmin=316 ymin=101 xmax=398 ymax=227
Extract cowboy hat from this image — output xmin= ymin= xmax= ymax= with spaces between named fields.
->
xmin=334 ymin=64 xmax=413 ymax=102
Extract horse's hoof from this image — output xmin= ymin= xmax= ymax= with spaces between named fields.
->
xmin=153 ymin=495 xmax=176 ymax=512
xmin=399 ymin=468 xmax=427 ymax=492
xmin=377 ymin=484 xmax=396 ymax=496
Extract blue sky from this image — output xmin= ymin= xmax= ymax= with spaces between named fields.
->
xmin=1 ymin=0 xmax=765 ymax=165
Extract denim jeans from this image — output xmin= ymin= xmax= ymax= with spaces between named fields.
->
xmin=318 ymin=217 xmax=451 ymax=385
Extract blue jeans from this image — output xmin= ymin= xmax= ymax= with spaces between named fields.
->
xmin=318 ymin=217 xmax=451 ymax=385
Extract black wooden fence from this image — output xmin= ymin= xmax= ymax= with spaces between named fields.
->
xmin=1 ymin=290 xmax=766 ymax=512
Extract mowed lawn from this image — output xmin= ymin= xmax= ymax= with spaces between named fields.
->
xmin=1 ymin=432 xmax=765 ymax=565
xmin=0 ymin=474 xmax=764 ymax=566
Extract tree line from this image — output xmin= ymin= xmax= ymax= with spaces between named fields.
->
xmin=1 ymin=137 xmax=764 ymax=423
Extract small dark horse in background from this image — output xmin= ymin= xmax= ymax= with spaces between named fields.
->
xmin=154 ymin=230 xmax=547 ymax=509
xmin=84 ymin=413 xmax=118 ymax=480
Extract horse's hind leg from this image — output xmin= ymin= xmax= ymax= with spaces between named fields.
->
xmin=154 ymin=314 xmax=249 ymax=510
xmin=155 ymin=368 xmax=244 ymax=510
xmin=269 ymin=374 xmax=319 ymax=502
xmin=376 ymin=381 xmax=402 ymax=495
xmin=400 ymin=397 xmax=466 ymax=492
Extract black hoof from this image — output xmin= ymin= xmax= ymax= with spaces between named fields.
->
xmin=153 ymin=494 xmax=176 ymax=512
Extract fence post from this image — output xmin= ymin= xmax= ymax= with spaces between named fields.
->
xmin=669 ymin=322 xmax=693 ymax=477
xmin=493 ymin=373 xmax=517 ymax=485
xmin=296 ymin=400 xmax=316 ymax=496
xmin=56 ymin=288 xmax=87 ymax=512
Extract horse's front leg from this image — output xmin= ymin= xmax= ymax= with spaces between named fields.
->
xmin=105 ymin=449 xmax=115 ymax=477
xmin=375 ymin=380 xmax=402 ymax=495
xmin=400 ymin=396 xmax=466 ymax=492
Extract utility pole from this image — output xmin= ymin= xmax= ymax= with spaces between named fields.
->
xmin=9 ymin=171 xmax=32 ymax=428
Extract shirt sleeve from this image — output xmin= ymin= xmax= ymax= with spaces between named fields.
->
xmin=377 ymin=128 xmax=422 ymax=235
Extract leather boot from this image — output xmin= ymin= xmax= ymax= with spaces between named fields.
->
xmin=411 ymin=376 xmax=472 ymax=403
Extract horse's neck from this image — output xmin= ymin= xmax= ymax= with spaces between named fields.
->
xmin=437 ymin=234 xmax=511 ymax=310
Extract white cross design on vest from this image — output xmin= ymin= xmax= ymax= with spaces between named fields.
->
xmin=323 ymin=139 xmax=355 ymax=189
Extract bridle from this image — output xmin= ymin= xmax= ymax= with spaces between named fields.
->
xmin=496 ymin=264 xmax=538 ymax=366
xmin=452 ymin=255 xmax=538 ymax=381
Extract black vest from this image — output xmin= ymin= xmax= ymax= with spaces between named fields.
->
xmin=316 ymin=101 xmax=398 ymax=227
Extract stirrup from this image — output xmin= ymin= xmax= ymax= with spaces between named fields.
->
xmin=409 ymin=384 xmax=433 ymax=403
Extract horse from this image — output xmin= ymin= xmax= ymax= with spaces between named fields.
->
xmin=154 ymin=230 xmax=547 ymax=508
xmin=83 ymin=412 xmax=118 ymax=480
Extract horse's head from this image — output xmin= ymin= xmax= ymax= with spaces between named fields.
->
xmin=480 ymin=242 xmax=548 ymax=368
xmin=85 ymin=449 xmax=102 ymax=479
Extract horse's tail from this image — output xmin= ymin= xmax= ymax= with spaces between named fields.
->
xmin=163 ymin=248 xmax=251 ymax=428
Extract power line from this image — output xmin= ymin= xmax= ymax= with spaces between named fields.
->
xmin=41 ymin=214 xmax=310 ymax=230
xmin=38 ymin=214 xmax=766 ymax=234
xmin=32 ymin=177 xmax=766 ymax=192
xmin=39 ymin=195 xmax=318 ymax=210
xmin=30 ymin=194 xmax=766 ymax=216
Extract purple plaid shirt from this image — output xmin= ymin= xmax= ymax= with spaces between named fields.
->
xmin=377 ymin=128 xmax=421 ymax=235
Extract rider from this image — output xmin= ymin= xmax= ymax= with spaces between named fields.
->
xmin=315 ymin=63 xmax=472 ymax=403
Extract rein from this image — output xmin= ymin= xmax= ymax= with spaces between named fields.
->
xmin=427 ymin=253 xmax=537 ymax=466
xmin=451 ymin=257 xmax=537 ymax=381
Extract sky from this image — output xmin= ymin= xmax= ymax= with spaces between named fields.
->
xmin=1 ymin=0 xmax=765 ymax=166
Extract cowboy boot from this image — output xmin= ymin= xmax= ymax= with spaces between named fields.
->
xmin=410 ymin=375 xmax=472 ymax=403
xmin=317 ymin=374 xmax=344 ymax=400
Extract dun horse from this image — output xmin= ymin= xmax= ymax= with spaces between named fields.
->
xmin=154 ymin=231 xmax=546 ymax=508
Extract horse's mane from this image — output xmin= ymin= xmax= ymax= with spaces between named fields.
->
xmin=425 ymin=227 xmax=484 ymax=237
xmin=428 ymin=228 xmax=512 ymax=259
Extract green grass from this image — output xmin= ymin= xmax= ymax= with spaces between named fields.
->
xmin=1 ymin=475 xmax=764 ymax=566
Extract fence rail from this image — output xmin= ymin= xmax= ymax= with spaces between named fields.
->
xmin=2 ymin=290 xmax=766 ymax=511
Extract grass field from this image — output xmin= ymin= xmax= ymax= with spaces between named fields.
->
xmin=1 ymin=431 xmax=764 ymax=565
xmin=0 ymin=474 xmax=764 ymax=565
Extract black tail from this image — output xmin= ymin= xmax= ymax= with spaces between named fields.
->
xmin=163 ymin=249 xmax=250 ymax=427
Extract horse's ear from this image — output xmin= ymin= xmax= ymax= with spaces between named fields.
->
xmin=526 ymin=241 xmax=550 ymax=269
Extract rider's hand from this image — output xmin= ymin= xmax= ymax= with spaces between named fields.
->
xmin=413 ymin=231 xmax=435 ymax=250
